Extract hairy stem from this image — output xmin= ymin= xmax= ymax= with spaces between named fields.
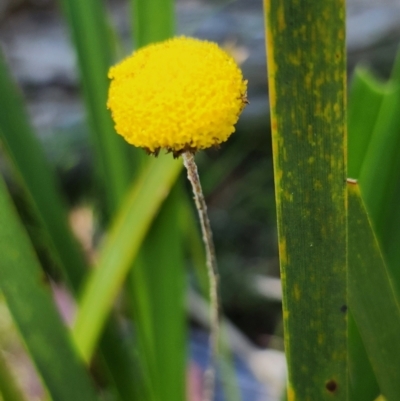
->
xmin=182 ymin=151 xmax=220 ymax=401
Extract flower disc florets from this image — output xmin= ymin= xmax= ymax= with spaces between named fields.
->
xmin=107 ymin=36 xmax=248 ymax=155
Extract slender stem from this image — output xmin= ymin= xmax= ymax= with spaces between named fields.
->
xmin=182 ymin=151 xmax=220 ymax=401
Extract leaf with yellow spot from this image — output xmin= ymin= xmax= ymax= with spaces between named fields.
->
xmin=263 ymin=0 xmax=347 ymax=399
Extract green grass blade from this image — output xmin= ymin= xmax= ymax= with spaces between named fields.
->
xmin=0 ymin=176 xmax=99 ymax=401
xmin=358 ymin=81 xmax=400 ymax=290
xmin=0 ymin=49 xmax=138 ymax=401
xmin=56 ymin=0 xmax=150 ymax=395
xmin=0 ymin=347 xmax=26 ymax=401
xmin=0 ymin=50 xmax=87 ymax=292
xmin=126 ymin=3 xmax=183 ymax=399
xmin=129 ymin=185 xmax=186 ymax=401
xmin=347 ymin=66 xmax=387 ymax=401
xmin=96 ymin=318 xmax=139 ymax=400
xmin=130 ymin=0 xmax=175 ymax=48
xmin=264 ymin=0 xmax=347 ymax=399
xmin=348 ymin=312 xmax=379 ymax=401
xmin=348 ymin=181 xmax=400 ymax=401
xmin=348 ymin=68 xmax=386 ymax=179
xmin=180 ymin=193 xmax=209 ymax=294
xmin=73 ymin=155 xmax=182 ymax=361
xmin=347 ymin=58 xmax=400 ymax=400
xmin=390 ymin=47 xmax=400 ymax=83
xmin=200 ymin=135 xmax=255 ymax=196
xmin=58 ymin=0 xmax=133 ymax=214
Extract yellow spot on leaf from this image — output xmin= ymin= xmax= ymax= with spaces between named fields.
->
xmin=293 ymin=284 xmax=301 ymax=301
xmin=279 ymin=237 xmax=288 ymax=266
xmin=277 ymin=3 xmax=286 ymax=31
xmin=313 ymin=180 xmax=323 ymax=190
xmin=318 ymin=333 xmax=325 ymax=345
xmin=287 ymin=386 xmax=295 ymax=401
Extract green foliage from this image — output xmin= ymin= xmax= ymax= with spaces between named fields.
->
xmin=0 ymin=51 xmax=87 ymax=292
xmin=0 ymin=350 xmax=26 ymax=401
xmin=0 ymin=175 xmax=99 ymax=401
xmin=58 ymin=0 xmax=133 ymax=215
xmin=347 ymin=50 xmax=400 ymax=401
xmin=128 ymin=186 xmax=186 ymax=401
xmin=0 ymin=0 xmax=185 ymax=400
xmin=264 ymin=0 xmax=347 ymax=399
xmin=348 ymin=183 xmax=400 ymax=400
xmin=357 ymin=54 xmax=400 ymax=289
xmin=72 ymin=155 xmax=182 ymax=362
xmin=130 ymin=0 xmax=175 ymax=48
xmin=1 ymin=0 xmax=400 ymax=400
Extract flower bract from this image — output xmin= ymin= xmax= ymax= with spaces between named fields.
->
xmin=107 ymin=36 xmax=247 ymax=155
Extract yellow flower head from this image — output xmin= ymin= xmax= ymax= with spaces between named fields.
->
xmin=107 ymin=36 xmax=248 ymax=155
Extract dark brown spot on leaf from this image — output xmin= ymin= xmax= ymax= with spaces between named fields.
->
xmin=325 ymin=380 xmax=337 ymax=393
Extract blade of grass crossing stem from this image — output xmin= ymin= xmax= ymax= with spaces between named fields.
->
xmin=129 ymin=185 xmax=186 ymax=401
xmin=348 ymin=182 xmax=400 ymax=400
xmin=130 ymin=0 xmax=174 ymax=48
xmin=0 ymin=176 xmax=99 ymax=401
xmin=264 ymin=1 xmax=347 ymax=399
xmin=0 ymin=50 xmax=87 ymax=292
xmin=347 ymin=67 xmax=386 ymax=179
xmin=73 ymin=155 xmax=183 ymax=361
xmin=58 ymin=0 xmax=132 ymax=216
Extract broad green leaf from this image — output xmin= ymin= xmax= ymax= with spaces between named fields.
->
xmin=348 ymin=181 xmax=400 ymax=401
xmin=0 ymin=175 xmax=99 ymax=401
xmin=129 ymin=185 xmax=186 ymax=401
xmin=264 ymin=1 xmax=347 ymax=399
xmin=0 ymin=50 xmax=87 ymax=293
xmin=58 ymin=0 xmax=133 ymax=216
xmin=73 ymin=155 xmax=182 ymax=361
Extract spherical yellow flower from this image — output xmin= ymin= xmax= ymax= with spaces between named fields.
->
xmin=107 ymin=36 xmax=248 ymax=155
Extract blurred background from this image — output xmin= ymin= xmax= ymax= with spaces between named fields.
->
xmin=1 ymin=0 xmax=400 ymax=400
